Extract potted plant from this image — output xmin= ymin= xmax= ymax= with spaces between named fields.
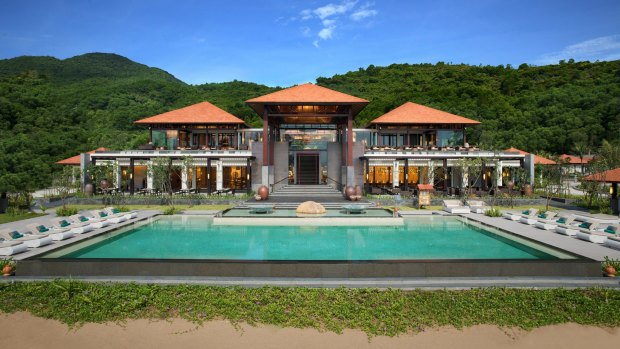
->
xmin=1 ymin=257 xmax=16 ymax=277
xmin=601 ymin=256 xmax=619 ymax=277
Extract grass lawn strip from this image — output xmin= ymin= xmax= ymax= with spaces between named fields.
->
xmin=0 ymin=282 xmax=618 ymax=336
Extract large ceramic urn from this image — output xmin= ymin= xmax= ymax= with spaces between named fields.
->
xmin=257 ymin=185 xmax=269 ymax=200
xmin=100 ymin=179 xmax=110 ymax=190
xmin=344 ymin=186 xmax=355 ymax=200
xmin=84 ymin=183 xmax=94 ymax=196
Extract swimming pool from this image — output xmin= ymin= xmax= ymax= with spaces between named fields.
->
xmin=42 ymin=215 xmax=575 ymax=261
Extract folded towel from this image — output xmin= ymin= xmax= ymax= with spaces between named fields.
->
xmin=605 ymin=226 xmax=617 ymax=234
xmin=37 ymin=225 xmax=49 ymax=233
xmin=9 ymin=231 xmax=24 ymax=239
xmin=522 ymin=210 xmax=529 ymax=215
xmin=79 ymin=216 xmax=89 ymax=222
xmin=557 ymin=217 xmax=566 ymax=224
xmin=111 ymin=208 xmax=121 ymax=214
xmin=99 ymin=212 xmax=108 ymax=218
xmin=60 ymin=220 xmax=71 ymax=227
xmin=579 ymin=222 xmax=591 ymax=229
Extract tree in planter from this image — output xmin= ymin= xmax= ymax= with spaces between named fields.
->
xmin=455 ymin=158 xmax=483 ymax=199
xmin=535 ymin=155 xmax=566 ymax=212
xmin=52 ymin=166 xmax=80 ymax=213
xmin=83 ymin=162 xmax=116 ymax=205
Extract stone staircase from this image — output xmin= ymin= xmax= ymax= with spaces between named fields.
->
xmin=241 ymin=184 xmax=375 ymax=209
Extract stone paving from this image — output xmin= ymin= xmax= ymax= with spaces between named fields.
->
xmin=2 ymin=209 xmax=161 ymax=260
xmin=462 ymin=213 xmax=620 ymax=261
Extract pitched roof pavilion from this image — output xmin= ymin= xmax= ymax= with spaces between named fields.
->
xmin=560 ymin=154 xmax=594 ymax=165
xmin=505 ymin=147 xmax=556 ymax=165
xmin=57 ymin=147 xmax=108 ymax=166
xmin=583 ymin=168 xmax=620 ymax=183
xmin=368 ymin=102 xmax=481 ymax=125
xmin=246 ymin=83 xmax=369 ymax=117
xmin=134 ymin=101 xmax=245 ymax=125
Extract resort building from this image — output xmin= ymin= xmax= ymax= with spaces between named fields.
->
xmin=560 ymin=154 xmax=594 ymax=177
xmin=71 ymin=83 xmax=533 ymax=196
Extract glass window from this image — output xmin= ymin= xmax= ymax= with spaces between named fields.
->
xmin=437 ymin=130 xmax=464 ymax=147
xmin=365 ymin=166 xmax=393 ymax=185
xmin=223 ymin=166 xmax=247 ymax=190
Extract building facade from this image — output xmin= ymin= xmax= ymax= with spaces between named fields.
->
xmin=70 ymin=83 xmax=531 ymax=195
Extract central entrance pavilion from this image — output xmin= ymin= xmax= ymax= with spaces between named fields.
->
xmin=246 ymin=83 xmax=369 ymax=190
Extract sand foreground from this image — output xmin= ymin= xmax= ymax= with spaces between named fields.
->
xmin=2 ymin=312 xmax=619 ymax=349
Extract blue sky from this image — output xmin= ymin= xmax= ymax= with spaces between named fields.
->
xmin=1 ymin=0 xmax=619 ymax=86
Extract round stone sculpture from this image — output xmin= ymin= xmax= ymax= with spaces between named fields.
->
xmin=257 ymin=185 xmax=269 ymax=200
xmin=83 ymin=183 xmax=94 ymax=196
xmin=296 ymin=201 xmax=326 ymax=216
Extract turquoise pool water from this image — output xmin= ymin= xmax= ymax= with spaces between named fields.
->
xmin=43 ymin=216 xmax=573 ymax=260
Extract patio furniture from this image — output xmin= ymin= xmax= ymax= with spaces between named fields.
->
xmin=535 ymin=214 xmax=573 ymax=231
xmin=0 ymin=240 xmax=27 ymax=256
xmin=466 ymin=200 xmax=490 ymax=214
xmin=521 ymin=210 xmax=555 ymax=225
xmin=70 ymin=214 xmax=110 ymax=229
xmin=0 ymin=228 xmax=53 ymax=248
xmin=442 ymin=200 xmax=471 ymax=214
xmin=105 ymin=207 xmax=138 ymax=219
xmin=52 ymin=218 xmax=93 ymax=234
xmin=90 ymin=210 xmax=126 ymax=224
xmin=576 ymin=222 xmax=608 ymax=243
xmin=26 ymin=224 xmax=75 ymax=241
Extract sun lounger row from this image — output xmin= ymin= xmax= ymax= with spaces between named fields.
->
xmin=0 ymin=207 xmax=139 ymax=256
xmin=441 ymin=200 xmax=491 ymax=214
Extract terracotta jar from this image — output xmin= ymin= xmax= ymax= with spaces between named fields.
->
xmin=100 ymin=179 xmax=110 ymax=189
xmin=345 ymin=186 xmax=355 ymax=200
xmin=523 ymin=184 xmax=533 ymax=197
xmin=84 ymin=183 xmax=94 ymax=196
xmin=605 ymin=265 xmax=617 ymax=277
xmin=2 ymin=265 xmax=13 ymax=277
xmin=257 ymin=185 xmax=269 ymax=200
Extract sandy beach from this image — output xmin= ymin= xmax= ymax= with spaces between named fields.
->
xmin=2 ymin=312 xmax=619 ymax=349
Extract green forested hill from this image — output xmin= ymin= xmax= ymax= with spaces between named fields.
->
xmin=0 ymin=53 xmax=618 ymax=191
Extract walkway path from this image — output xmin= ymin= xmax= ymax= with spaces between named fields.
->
xmin=463 ymin=213 xmax=620 ymax=261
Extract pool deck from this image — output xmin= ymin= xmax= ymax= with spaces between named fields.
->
xmin=461 ymin=213 xmax=620 ymax=261
xmin=4 ymin=210 xmax=161 ymax=261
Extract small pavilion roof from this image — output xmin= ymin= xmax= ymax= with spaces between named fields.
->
xmin=134 ymin=101 xmax=245 ymax=125
xmin=246 ymin=83 xmax=368 ymax=116
xmin=57 ymin=147 xmax=107 ymax=166
xmin=504 ymin=147 xmax=556 ymax=165
xmin=582 ymin=168 xmax=620 ymax=183
xmin=368 ymin=102 xmax=481 ymax=126
xmin=560 ymin=154 xmax=594 ymax=165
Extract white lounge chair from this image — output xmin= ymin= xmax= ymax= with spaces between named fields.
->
xmin=604 ymin=226 xmax=620 ymax=249
xmin=0 ymin=240 xmax=27 ymax=256
xmin=575 ymin=222 xmax=607 ymax=244
xmin=90 ymin=210 xmax=126 ymax=224
xmin=0 ymin=228 xmax=53 ymax=248
xmin=69 ymin=214 xmax=110 ymax=229
xmin=27 ymin=224 xmax=75 ymax=241
xmin=53 ymin=218 xmax=93 ymax=235
xmin=442 ymin=200 xmax=471 ymax=214
xmin=503 ymin=208 xmax=537 ymax=221
xmin=518 ymin=209 xmax=541 ymax=225
xmin=104 ymin=207 xmax=138 ymax=220
xmin=466 ymin=200 xmax=490 ymax=214
xmin=536 ymin=215 xmax=573 ymax=231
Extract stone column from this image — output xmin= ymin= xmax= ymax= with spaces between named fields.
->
xmin=181 ymin=164 xmax=188 ymax=190
xmin=216 ymin=160 xmax=223 ymax=191
xmin=392 ymin=160 xmax=399 ymax=189
xmin=146 ymin=160 xmax=153 ymax=189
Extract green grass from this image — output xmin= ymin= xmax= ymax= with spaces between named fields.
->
xmin=62 ymin=204 xmax=233 ymax=212
xmin=0 ymin=212 xmax=46 ymax=224
xmin=0 ymin=282 xmax=619 ymax=336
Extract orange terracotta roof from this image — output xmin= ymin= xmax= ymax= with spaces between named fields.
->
xmin=504 ymin=147 xmax=556 ymax=165
xmin=583 ymin=168 xmax=620 ymax=183
xmin=134 ymin=101 xmax=245 ymax=125
xmin=246 ymin=83 xmax=368 ymax=116
xmin=560 ymin=154 xmax=594 ymax=165
xmin=369 ymin=102 xmax=481 ymax=125
xmin=56 ymin=147 xmax=108 ymax=166
xmin=417 ymin=184 xmax=434 ymax=191
xmin=246 ymin=83 xmax=368 ymax=104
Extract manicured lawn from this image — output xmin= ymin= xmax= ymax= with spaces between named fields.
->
xmin=0 ymin=212 xmax=46 ymax=224
xmin=0 ymin=282 xmax=618 ymax=336
xmin=63 ymin=204 xmax=233 ymax=212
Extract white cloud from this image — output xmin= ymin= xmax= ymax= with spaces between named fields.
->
xmin=537 ymin=34 xmax=620 ymax=64
xmin=290 ymin=1 xmax=377 ymax=48
xmin=351 ymin=9 xmax=377 ymax=21
xmin=313 ymin=1 xmax=357 ymax=19
xmin=318 ymin=27 xmax=335 ymax=40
